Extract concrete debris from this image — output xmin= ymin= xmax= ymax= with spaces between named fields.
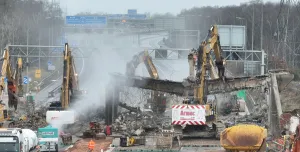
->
xmin=112 ymin=110 xmax=159 ymax=136
xmin=14 ymin=104 xmax=48 ymax=130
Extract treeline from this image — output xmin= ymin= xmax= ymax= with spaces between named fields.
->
xmin=0 ymin=0 xmax=64 ymax=48
xmin=177 ymin=0 xmax=300 ymax=68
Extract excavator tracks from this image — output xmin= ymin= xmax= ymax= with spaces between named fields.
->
xmin=213 ymin=122 xmax=226 ymax=140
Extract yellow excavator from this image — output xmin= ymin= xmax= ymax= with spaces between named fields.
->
xmin=0 ymin=48 xmax=23 ymax=127
xmin=171 ymin=25 xmax=227 ymax=139
xmin=48 ymin=43 xmax=85 ymax=111
xmin=181 ymin=25 xmax=267 ymax=150
xmin=126 ymin=50 xmax=167 ymax=113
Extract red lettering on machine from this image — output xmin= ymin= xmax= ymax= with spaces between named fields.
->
xmin=180 ymin=111 xmax=195 ymax=116
xmin=51 ymin=117 xmax=59 ymax=120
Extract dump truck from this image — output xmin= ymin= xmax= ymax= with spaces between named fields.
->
xmin=220 ymin=124 xmax=267 ymax=151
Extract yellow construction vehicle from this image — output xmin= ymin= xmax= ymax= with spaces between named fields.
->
xmin=0 ymin=48 xmax=24 ymax=127
xmin=48 ymin=43 xmax=85 ymax=111
xmin=172 ymin=25 xmax=226 ymax=139
xmin=220 ymin=124 xmax=267 ymax=151
xmin=126 ymin=50 xmax=167 ymax=113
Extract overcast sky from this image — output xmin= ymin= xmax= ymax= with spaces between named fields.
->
xmin=57 ymin=0 xmax=279 ymax=15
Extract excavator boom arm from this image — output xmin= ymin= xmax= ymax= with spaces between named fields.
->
xmin=194 ymin=25 xmax=225 ymax=104
xmin=126 ymin=50 xmax=159 ymax=79
xmin=61 ymin=43 xmax=70 ymax=109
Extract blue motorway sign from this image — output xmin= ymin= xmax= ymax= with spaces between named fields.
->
xmin=48 ymin=61 xmax=52 ymax=66
xmin=23 ymin=76 xmax=28 ymax=84
xmin=128 ymin=14 xmax=147 ymax=19
xmin=65 ymin=16 xmax=107 ymax=25
xmin=107 ymin=14 xmax=124 ymax=19
xmin=107 ymin=14 xmax=146 ymax=20
xmin=128 ymin=9 xmax=137 ymax=15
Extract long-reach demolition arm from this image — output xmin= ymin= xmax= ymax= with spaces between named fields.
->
xmin=126 ymin=50 xmax=159 ymax=79
xmin=59 ymin=43 xmax=83 ymax=110
xmin=126 ymin=50 xmax=166 ymax=113
xmin=61 ymin=43 xmax=71 ymax=109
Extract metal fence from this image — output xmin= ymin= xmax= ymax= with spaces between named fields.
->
xmin=226 ymin=61 xmax=262 ymax=77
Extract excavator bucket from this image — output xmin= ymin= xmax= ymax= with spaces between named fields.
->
xmin=220 ymin=124 xmax=267 ymax=151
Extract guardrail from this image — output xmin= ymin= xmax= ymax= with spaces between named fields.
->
xmin=47 ymin=85 xmax=61 ymax=98
xmin=38 ymin=69 xmax=61 ymax=90
xmin=117 ymin=29 xmax=166 ymax=36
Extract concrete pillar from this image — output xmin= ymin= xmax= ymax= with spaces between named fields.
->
xmin=105 ymin=84 xmax=113 ymax=125
xmin=188 ymin=53 xmax=195 ymax=78
xmin=269 ymin=73 xmax=282 ymax=138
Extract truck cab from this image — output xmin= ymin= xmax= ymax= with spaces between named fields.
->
xmin=0 ymin=128 xmax=22 ymax=152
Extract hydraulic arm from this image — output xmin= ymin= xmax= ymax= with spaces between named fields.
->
xmin=61 ymin=43 xmax=71 ymax=109
xmin=48 ymin=43 xmax=84 ymax=110
xmin=0 ymin=48 xmax=23 ymax=111
xmin=126 ymin=50 xmax=166 ymax=113
xmin=192 ymin=25 xmax=226 ymax=104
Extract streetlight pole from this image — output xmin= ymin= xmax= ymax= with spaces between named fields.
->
xmin=26 ymin=29 xmax=29 ymax=93
xmin=251 ymin=4 xmax=254 ymax=50
xmin=260 ymin=2 xmax=264 ymax=51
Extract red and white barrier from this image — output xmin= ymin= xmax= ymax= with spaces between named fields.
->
xmin=171 ymin=104 xmax=206 ymax=126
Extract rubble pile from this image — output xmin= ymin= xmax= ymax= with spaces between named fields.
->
xmin=112 ymin=102 xmax=172 ymax=136
xmin=14 ymin=106 xmax=48 ymax=130
xmin=63 ymin=106 xmax=106 ymax=136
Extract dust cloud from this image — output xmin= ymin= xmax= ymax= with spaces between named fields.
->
xmin=67 ymin=31 xmax=141 ymax=114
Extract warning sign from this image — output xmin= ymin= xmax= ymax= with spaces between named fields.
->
xmin=35 ymin=69 xmax=41 ymax=79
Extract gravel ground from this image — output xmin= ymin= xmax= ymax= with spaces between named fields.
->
xmin=64 ymin=137 xmax=113 ymax=152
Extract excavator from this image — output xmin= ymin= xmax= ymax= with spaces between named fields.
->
xmin=169 ymin=25 xmax=227 ymax=139
xmin=125 ymin=50 xmax=167 ymax=113
xmin=48 ymin=43 xmax=85 ymax=110
xmin=47 ymin=43 xmax=86 ymax=123
xmin=0 ymin=47 xmax=23 ymax=127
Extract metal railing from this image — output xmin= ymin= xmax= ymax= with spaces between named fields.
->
xmin=38 ymin=67 xmax=62 ymax=90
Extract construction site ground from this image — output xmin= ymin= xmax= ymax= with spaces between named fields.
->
xmin=62 ymin=137 xmax=113 ymax=152
xmin=59 ymin=135 xmax=225 ymax=152
xmin=112 ymin=138 xmax=225 ymax=151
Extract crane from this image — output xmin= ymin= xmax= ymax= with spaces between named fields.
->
xmin=126 ymin=50 xmax=167 ymax=113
